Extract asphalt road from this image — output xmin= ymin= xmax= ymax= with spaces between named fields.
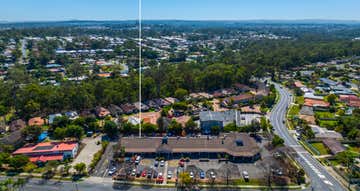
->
xmin=269 ymin=83 xmax=346 ymax=191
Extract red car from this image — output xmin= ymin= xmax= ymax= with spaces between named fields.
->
xmin=178 ymin=160 xmax=184 ymax=167
xmin=156 ymin=174 xmax=164 ymax=183
xmin=141 ymin=170 xmax=147 ymax=177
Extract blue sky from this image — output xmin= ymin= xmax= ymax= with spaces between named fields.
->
xmin=1 ymin=0 xmax=360 ymax=21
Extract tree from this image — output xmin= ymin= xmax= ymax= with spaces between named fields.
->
xmin=74 ymin=162 xmax=87 ymax=175
xmin=21 ymin=126 xmax=41 ymax=142
xmin=9 ymin=155 xmax=29 ymax=171
xmin=65 ymin=125 xmax=84 ymax=140
xmin=52 ymin=116 xmax=70 ymax=128
xmin=260 ymin=117 xmax=269 ymax=132
xmin=53 ymin=127 xmax=66 ymax=140
xmin=178 ymin=172 xmax=192 ymax=189
xmin=168 ymin=120 xmax=183 ymax=136
xmin=325 ymin=94 xmax=337 ymax=105
xmin=23 ymin=162 xmax=37 ymax=173
xmin=103 ymin=120 xmax=118 ymax=138
xmin=335 ymin=151 xmax=356 ymax=166
xmin=211 ymin=126 xmax=220 ymax=135
xmin=174 ymin=88 xmax=188 ymax=101
xmin=142 ymin=123 xmax=157 ymax=135
xmin=0 ymin=152 xmax=10 ymax=167
xmin=185 ymin=118 xmax=197 ymax=134
xmin=272 ymin=135 xmax=284 ymax=147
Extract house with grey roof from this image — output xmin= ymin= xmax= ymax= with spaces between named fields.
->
xmin=199 ymin=110 xmax=260 ymax=134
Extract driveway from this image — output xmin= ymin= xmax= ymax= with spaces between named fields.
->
xmin=71 ymin=136 xmax=102 ymax=172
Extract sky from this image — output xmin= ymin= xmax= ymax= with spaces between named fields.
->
xmin=1 ymin=0 xmax=360 ymax=22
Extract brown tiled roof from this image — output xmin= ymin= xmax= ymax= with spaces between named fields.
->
xmin=322 ymin=139 xmax=345 ymax=155
xmin=120 ymin=133 xmax=260 ymax=157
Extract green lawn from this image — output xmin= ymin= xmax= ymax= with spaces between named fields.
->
xmin=288 ymin=105 xmax=300 ymax=116
xmin=318 ymin=120 xmax=338 ymax=128
xmin=311 ymin=142 xmax=330 ymax=155
xmin=295 ymin=96 xmax=304 ymax=105
xmin=315 ymin=111 xmax=336 ymax=119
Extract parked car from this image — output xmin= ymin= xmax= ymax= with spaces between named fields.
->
xmin=178 ymin=160 xmax=184 ymax=167
xmin=160 ymin=160 xmax=165 ymax=167
xmin=200 ymin=171 xmax=205 ymax=179
xmin=154 ymin=160 xmax=159 ymax=167
xmin=108 ymin=167 xmax=117 ymax=176
xmin=210 ymin=171 xmax=216 ymax=179
xmin=147 ymin=170 xmax=153 ymax=179
xmin=157 ymin=173 xmax=164 ymax=183
xmin=242 ymin=171 xmax=249 ymax=180
xmin=141 ymin=170 xmax=147 ymax=177
xmin=131 ymin=169 xmax=136 ymax=176
xmin=190 ymin=171 xmax=194 ymax=179
xmin=152 ymin=171 xmax=158 ymax=179
xmin=135 ymin=156 xmax=141 ymax=165
xmin=167 ymin=170 xmax=173 ymax=179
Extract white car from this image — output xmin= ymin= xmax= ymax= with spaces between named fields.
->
xmin=108 ymin=168 xmax=116 ymax=176
xmin=210 ymin=171 xmax=216 ymax=179
xmin=131 ymin=169 xmax=136 ymax=176
xmin=160 ymin=160 xmax=165 ymax=167
xmin=242 ymin=171 xmax=249 ymax=179
xmin=189 ymin=171 xmax=194 ymax=178
xmin=167 ymin=170 xmax=173 ymax=179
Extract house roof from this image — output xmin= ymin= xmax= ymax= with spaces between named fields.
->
xmin=29 ymin=154 xmax=63 ymax=163
xmin=28 ymin=117 xmax=45 ymax=126
xmin=241 ymin=105 xmax=262 ymax=114
xmin=294 ymin=81 xmax=305 ymax=88
xmin=9 ymin=119 xmax=26 ymax=131
xmin=95 ymin=106 xmax=111 ymax=117
xmin=120 ymin=133 xmax=260 ymax=157
xmin=304 ymin=98 xmax=330 ymax=107
xmin=13 ymin=141 xmax=78 ymax=155
xmin=322 ymin=139 xmax=345 ymax=155
xmin=229 ymin=93 xmax=254 ymax=102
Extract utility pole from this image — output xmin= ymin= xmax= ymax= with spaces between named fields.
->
xmin=138 ymin=0 xmax=142 ymax=138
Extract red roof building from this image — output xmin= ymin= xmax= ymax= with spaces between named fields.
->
xmin=13 ymin=141 xmax=78 ymax=163
xmin=28 ymin=117 xmax=46 ymax=127
xmin=304 ymin=98 xmax=330 ymax=108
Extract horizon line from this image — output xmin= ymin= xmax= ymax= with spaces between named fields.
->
xmin=2 ymin=18 xmax=360 ymax=24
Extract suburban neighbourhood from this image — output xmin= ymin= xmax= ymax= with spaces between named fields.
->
xmin=0 ymin=5 xmax=360 ymax=190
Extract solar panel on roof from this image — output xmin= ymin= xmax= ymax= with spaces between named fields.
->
xmin=33 ymin=145 xmax=55 ymax=151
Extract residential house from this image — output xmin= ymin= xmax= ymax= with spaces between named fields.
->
xmin=120 ymin=103 xmax=138 ymax=114
xmin=28 ymin=117 xmax=46 ymax=127
xmin=9 ymin=119 xmax=26 ymax=132
xmin=133 ymin=102 xmax=150 ymax=112
xmin=65 ymin=111 xmax=79 ymax=120
xmin=310 ymin=125 xmax=343 ymax=140
xmin=322 ymin=139 xmax=345 ymax=155
xmin=48 ymin=113 xmax=62 ymax=125
xmin=95 ymin=106 xmax=111 ymax=118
